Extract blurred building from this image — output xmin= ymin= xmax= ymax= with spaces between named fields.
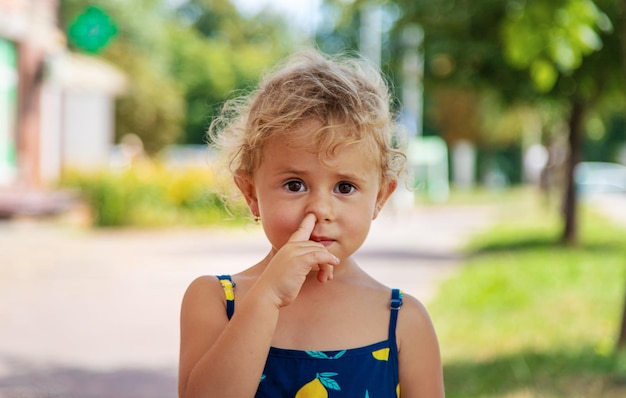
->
xmin=0 ymin=0 xmax=125 ymax=218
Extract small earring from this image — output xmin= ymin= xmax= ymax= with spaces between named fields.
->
xmin=254 ymin=215 xmax=261 ymax=223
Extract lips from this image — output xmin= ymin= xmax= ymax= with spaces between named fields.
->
xmin=310 ymin=236 xmax=335 ymax=247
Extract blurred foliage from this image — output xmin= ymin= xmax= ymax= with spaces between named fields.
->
xmin=502 ymin=0 xmax=612 ymax=92
xmin=59 ymin=0 xmax=295 ymax=152
xmin=61 ymin=163 xmax=247 ymax=227
xmin=167 ymin=0 xmax=294 ymax=144
xmin=322 ymin=0 xmax=624 ymax=147
xmin=107 ymin=41 xmax=186 ymax=154
xmin=584 ymin=115 xmax=626 ymax=161
xmin=58 ymin=0 xmax=625 ymax=159
xmin=322 ymin=0 xmax=625 ymax=242
xmin=61 ymin=0 xmax=183 ymax=154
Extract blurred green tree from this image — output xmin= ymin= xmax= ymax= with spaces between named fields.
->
xmin=168 ymin=0 xmax=292 ymax=144
xmin=499 ymin=0 xmax=625 ymax=245
xmin=61 ymin=0 xmax=186 ymax=154
xmin=60 ymin=0 xmax=295 ymax=153
xmin=106 ymin=40 xmax=185 ymax=154
xmin=328 ymin=0 xmax=625 ymax=245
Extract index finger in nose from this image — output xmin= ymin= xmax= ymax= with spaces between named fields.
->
xmin=288 ymin=213 xmax=317 ymax=242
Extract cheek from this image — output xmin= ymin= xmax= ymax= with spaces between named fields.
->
xmin=353 ymin=212 xmax=374 ymax=235
xmin=363 ymin=197 xmax=380 ymax=219
xmin=259 ymin=204 xmax=301 ymax=246
xmin=343 ymin=201 xmax=376 ymax=230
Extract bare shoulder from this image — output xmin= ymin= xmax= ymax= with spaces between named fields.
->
xmin=395 ymin=292 xmax=445 ymax=397
xmin=181 ymin=271 xmax=256 ymax=317
xmin=396 ymin=293 xmax=440 ymax=357
xmin=397 ymin=293 xmax=436 ymax=338
xmin=181 ymin=275 xmax=224 ymax=311
xmin=179 ymin=276 xmax=230 ymax=391
xmin=180 ymin=275 xmax=230 ymax=341
xmin=184 ymin=274 xmax=219 ymax=293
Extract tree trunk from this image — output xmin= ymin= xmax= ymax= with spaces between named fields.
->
xmin=561 ymin=99 xmax=584 ymax=246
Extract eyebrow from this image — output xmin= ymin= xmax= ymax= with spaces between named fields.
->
xmin=275 ymin=169 xmax=369 ymax=184
xmin=275 ymin=168 xmax=307 ymax=177
xmin=335 ymin=172 xmax=368 ymax=184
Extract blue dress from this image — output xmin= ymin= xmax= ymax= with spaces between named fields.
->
xmin=217 ymin=275 xmax=402 ymax=397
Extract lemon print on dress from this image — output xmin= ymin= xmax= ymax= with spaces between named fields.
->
xmin=371 ymin=347 xmax=390 ymax=361
xmin=295 ymin=372 xmax=341 ymax=398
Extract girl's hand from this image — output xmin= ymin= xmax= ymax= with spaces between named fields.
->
xmin=261 ymin=213 xmax=339 ymax=308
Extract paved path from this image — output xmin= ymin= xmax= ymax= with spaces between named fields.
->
xmin=0 ymin=204 xmax=498 ymax=398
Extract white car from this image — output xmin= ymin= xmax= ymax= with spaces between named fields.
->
xmin=575 ymin=162 xmax=626 ymax=194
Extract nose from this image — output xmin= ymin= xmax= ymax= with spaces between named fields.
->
xmin=305 ymin=190 xmax=335 ymax=223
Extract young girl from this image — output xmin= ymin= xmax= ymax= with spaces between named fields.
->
xmin=178 ymin=50 xmax=444 ymax=397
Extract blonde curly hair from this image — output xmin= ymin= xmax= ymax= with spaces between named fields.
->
xmin=209 ymin=49 xmax=406 ymax=185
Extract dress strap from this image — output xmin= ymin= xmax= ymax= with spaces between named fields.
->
xmin=388 ymin=288 xmax=403 ymax=341
xmin=388 ymin=288 xmax=403 ymax=381
xmin=217 ymin=275 xmax=235 ymax=320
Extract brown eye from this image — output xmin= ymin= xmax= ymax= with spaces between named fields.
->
xmin=335 ymin=182 xmax=355 ymax=194
xmin=285 ymin=180 xmax=305 ymax=192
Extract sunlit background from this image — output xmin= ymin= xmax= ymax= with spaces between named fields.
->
xmin=1 ymin=0 xmax=626 ymax=397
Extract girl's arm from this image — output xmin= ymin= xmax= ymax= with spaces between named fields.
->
xmin=396 ymin=295 xmax=445 ymax=397
xmin=178 ymin=214 xmax=338 ymax=398
xmin=178 ymin=275 xmax=281 ymax=398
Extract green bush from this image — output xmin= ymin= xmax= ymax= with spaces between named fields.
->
xmin=61 ymin=164 xmax=247 ymax=227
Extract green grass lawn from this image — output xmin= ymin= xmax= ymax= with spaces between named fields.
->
xmin=428 ymin=190 xmax=626 ymax=397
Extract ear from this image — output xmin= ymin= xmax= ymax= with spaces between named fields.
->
xmin=372 ymin=178 xmax=397 ymax=220
xmin=234 ymin=173 xmax=259 ymax=218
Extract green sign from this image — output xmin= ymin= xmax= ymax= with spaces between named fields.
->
xmin=68 ymin=6 xmax=118 ymax=54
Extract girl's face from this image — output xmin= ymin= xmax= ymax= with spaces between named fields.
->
xmin=236 ymin=121 xmax=396 ymax=262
